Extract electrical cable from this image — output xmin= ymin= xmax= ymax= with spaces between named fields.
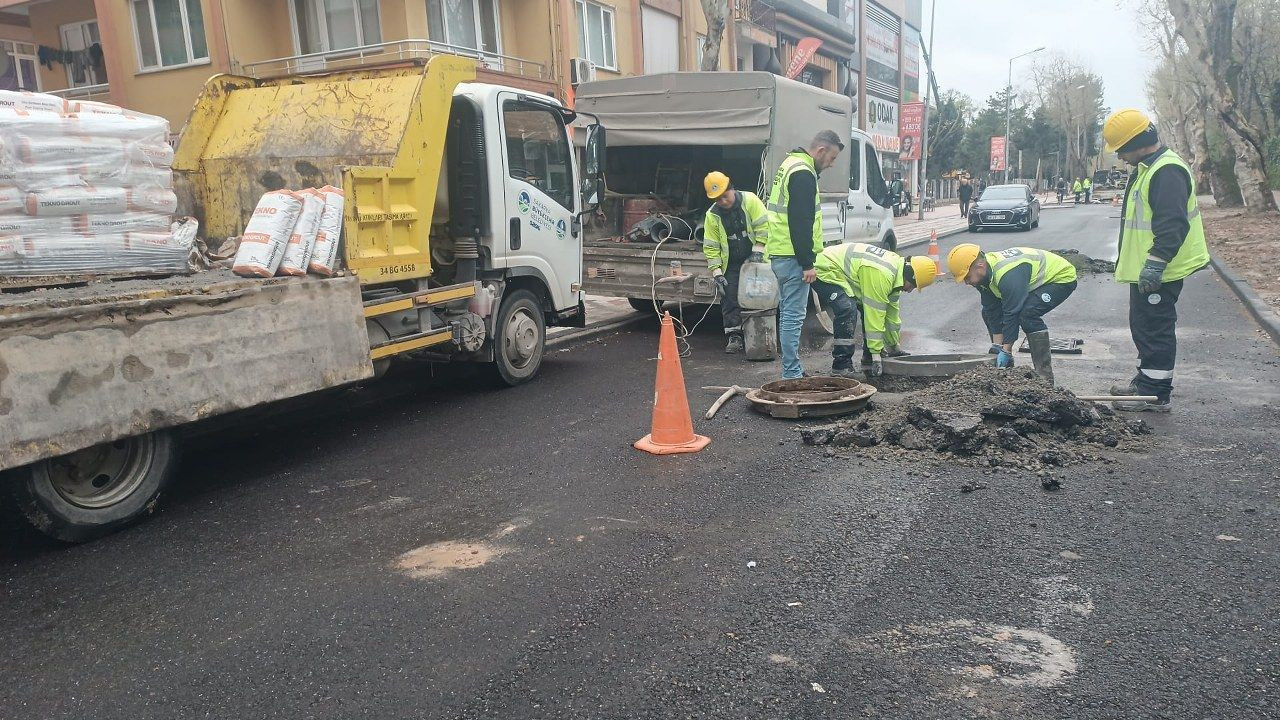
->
xmin=647 ymin=213 xmax=718 ymax=358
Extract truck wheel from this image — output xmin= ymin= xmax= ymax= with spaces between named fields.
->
xmin=628 ymin=297 xmax=660 ymax=314
xmin=2 ymin=431 xmax=178 ymax=543
xmin=491 ymin=289 xmax=545 ymax=386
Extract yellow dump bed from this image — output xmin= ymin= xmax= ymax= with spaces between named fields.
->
xmin=173 ymin=55 xmax=477 ymax=284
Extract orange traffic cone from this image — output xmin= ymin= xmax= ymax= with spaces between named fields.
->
xmin=634 ymin=312 xmax=710 ymax=455
xmin=927 ymin=229 xmax=944 ymax=276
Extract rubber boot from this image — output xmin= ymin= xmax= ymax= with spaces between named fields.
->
xmin=1027 ymin=330 xmax=1055 ymax=386
xmin=725 ymin=332 xmax=745 ymax=354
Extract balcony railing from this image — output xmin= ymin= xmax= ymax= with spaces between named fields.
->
xmin=241 ymin=40 xmax=548 ymax=81
xmin=46 ymin=83 xmax=111 ymax=101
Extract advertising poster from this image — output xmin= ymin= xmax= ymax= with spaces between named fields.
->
xmin=990 ymin=136 xmax=1008 ymax=172
xmin=899 ymin=101 xmax=924 ymax=161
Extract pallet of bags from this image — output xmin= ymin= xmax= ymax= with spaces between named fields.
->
xmin=0 ymin=91 xmax=191 ymax=278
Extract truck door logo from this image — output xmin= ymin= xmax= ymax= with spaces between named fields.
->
xmin=518 ymin=191 xmax=531 ymax=214
xmin=556 ymin=218 xmax=567 ymax=239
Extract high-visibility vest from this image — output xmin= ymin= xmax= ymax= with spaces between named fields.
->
xmin=702 ymin=191 xmax=769 ymax=272
xmin=983 ymin=247 xmax=1077 ymax=300
xmin=1116 ymin=149 xmax=1209 ymax=284
xmin=1072 ymin=180 xmax=1082 ymax=192
xmin=1083 ymin=178 xmax=1092 ymax=189
xmin=814 ymin=242 xmax=904 ymax=353
xmin=764 ymin=151 xmax=823 ymax=260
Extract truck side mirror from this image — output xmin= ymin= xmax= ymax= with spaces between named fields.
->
xmin=582 ymin=123 xmax=606 ymax=212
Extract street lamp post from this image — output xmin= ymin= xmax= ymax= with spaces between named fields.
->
xmin=1004 ymin=46 xmax=1045 ymax=183
xmin=916 ymin=0 xmax=936 ymax=221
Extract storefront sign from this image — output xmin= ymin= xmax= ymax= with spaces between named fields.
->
xmin=785 ymin=37 xmax=823 ymax=80
xmin=868 ymin=96 xmax=900 ymax=153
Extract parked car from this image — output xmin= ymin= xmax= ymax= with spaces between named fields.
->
xmin=968 ymin=184 xmax=1040 ymax=232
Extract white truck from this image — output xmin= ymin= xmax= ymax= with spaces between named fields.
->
xmin=574 ymin=72 xmax=895 ymax=311
xmin=0 ymin=54 xmax=605 ymax=541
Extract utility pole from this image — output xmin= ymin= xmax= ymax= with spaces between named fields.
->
xmin=915 ymin=0 xmax=936 ymax=221
xmin=1004 ymin=46 xmax=1045 ymax=183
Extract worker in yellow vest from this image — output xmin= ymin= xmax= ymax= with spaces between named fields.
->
xmin=1083 ymin=175 xmax=1093 ymax=203
xmin=701 ymin=171 xmax=770 ymax=354
xmin=947 ymin=244 xmax=1078 ymax=385
xmin=1072 ymin=178 xmax=1083 ymax=204
xmin=764 ymin=130 xmax=844 ymax=379
xmin=1102 ymin=109 xmax=1211 ymax=412
xmin=813 ymin=242 xmax=937 ymax=377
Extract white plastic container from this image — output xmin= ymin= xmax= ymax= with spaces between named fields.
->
xmin=738 ymin=259 xmax=779 ymax=310
xmin=468 ymin=281 xmax=497 ymax=316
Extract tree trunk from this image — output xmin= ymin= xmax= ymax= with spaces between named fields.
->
xmin=1188 ymin=108 xmax=1226 ymax=199
xmin=1166 ymin=0 xmax=1277 ymax=212
xmin=699 ymin=0 xmax=728 ymax=71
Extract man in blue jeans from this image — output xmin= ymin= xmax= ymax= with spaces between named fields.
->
xmin=764 ymin=130 xmax=845 ymax=379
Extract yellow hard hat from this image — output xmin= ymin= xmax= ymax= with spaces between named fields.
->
xmin=946 ymin=243 xmax=981 ymax=283
xmin=704 ymin=171 xmax=730 ymax=199
xmin=1103 ymin=108 xmax=1153 ymax=153
xmin=908 ymin=256 xmax=937 ymax=289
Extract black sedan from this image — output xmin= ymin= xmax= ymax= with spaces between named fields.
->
xmin=968 ymin=184 xmax=1040 ymax=232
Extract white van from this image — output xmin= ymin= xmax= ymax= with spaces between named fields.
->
xmin=841 ymin=127 xmax=897 ymax=249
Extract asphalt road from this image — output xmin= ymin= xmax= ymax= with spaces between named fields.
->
xmin=2 ymin=203 xmax=1278 ymax=719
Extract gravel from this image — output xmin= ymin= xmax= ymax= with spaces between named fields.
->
xmin=1052 ymin=248 xmax=1116 ymax=274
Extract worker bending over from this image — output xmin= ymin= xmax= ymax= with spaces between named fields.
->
xmin=765 ymin=129 xmax=844 ymax=379
xmin=702 ymin=171 xmax=769 ymax=354
xmin=947 ymin=243 xmax=1077 ymax=384
xmin=813 ymin=242 xmax=936 ymax=378
xmin=1102 ymin=108 xmax=1210 ymax=412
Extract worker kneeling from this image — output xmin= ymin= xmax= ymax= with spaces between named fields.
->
xmin=702 ymin=171 xmax=770 ymax=354
xmin=812 ymin=242 xmax=936 ymax=378
xmin=947 ymin=243 xmax=1077 ymax=385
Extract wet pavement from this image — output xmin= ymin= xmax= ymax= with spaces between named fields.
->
xmin=2 ymin=204 xmax=1278 ymax=718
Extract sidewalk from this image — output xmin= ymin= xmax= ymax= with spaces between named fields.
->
xmin=893 ymin=208 xmax=970 ymax=248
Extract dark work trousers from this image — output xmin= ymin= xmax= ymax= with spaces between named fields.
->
xmin=1129 ymin=279 xmax=1183 ymax=401
xmin=1018 ymin=280 xmax=1076 ymax=335
xmin=959 ymin=198 xmax=970 ymax=216
xmin=812 ymin=279 xmax=859 ymax=370
xmin=721 ymin=260 xmax=744 ymax=334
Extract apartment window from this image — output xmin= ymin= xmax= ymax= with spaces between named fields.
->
xmin=61 ymin=21 xmax=104 ymax=87
xmin=132 ymin=0 xmax=208 ymax=69
xmin=575 ymin=1 xmax=616 ymax=71
xmin=0 ymin=40 xmax=40 ymax=91
xmin=427 ymin=0 xmax=501 ymax=55
xmin=294 ymin=0 xmax=381 ymax=55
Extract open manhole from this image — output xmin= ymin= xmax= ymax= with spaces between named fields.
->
xmin=746 ymin=376 xmax=876 ymax=419
xmin=881 ymin=353 xmax=995 ymax=378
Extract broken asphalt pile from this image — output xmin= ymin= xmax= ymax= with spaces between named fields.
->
xmin=1052 ymin=249 xmax=1116 ymax=274
xmin=801 ymin=366 xmax=1151 ymax=471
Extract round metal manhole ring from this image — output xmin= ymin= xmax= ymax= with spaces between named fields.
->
xmin=881 ymin=353 xmax=996 ymax=378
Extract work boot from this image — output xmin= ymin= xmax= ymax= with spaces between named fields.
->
xmin=1109 ymin=382 xmax=1139 ymax=396
xmin=1114 ymin=397 xmax=1172 ymax=413
xmin=831 ymin=366 xmax=860 ymax=379
xmin=725 ymin=333 xmax=744 ymax=354
xmin=1027 ymin=330 xmax=1054 ymax=386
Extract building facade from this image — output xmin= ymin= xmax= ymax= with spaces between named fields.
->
xmin=0 ymin=0 xmax=920 ymax=179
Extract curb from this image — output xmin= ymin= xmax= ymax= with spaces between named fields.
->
xmin=1210 ymin=256 xmax=1280 ymax=346
xmin=547 ymin=312 xmax=648 ymax=349
xmin=896 ymin=224 xmax=970 ymax=250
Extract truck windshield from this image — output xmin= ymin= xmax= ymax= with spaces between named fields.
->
xmin=503 ymin=100 xmax=574 ymax=211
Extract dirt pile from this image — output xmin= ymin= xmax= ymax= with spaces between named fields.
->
xmin=801 ymin=366 xmax=1150 ymax=470
xmin=1202 ymin=206 xmax=1280 ymax=312
xmin=1052 ymin=249 xmax=1116 ymax=274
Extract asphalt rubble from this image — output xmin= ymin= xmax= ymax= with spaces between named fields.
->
xmin=800 ymin=365 xmax=1151 ymax=474
xmin=1053 ymin=248 xmax=1116 ymax=274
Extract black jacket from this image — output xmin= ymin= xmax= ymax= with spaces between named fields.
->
xmin=785 ymin=149 xmax=819 ymax=270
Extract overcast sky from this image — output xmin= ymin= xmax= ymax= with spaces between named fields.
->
xmin=920 ymin=0 xmax=1155 ymax=115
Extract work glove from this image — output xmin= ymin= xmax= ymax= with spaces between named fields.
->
xmin=995 ymin=349 xmax=1014 ymax=368
xmin=713 ymin=271 xmax=729 ymax=295
xmin=1137 ymin=258 xmax=1167 ymax=295
xmin=868 ymin=354 xmax=884 ymax=378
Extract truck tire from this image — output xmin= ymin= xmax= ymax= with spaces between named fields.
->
xmin=2 ymin=431 xmax=178 ymax=543
xmin=491 ymin=289 xmax=545 ymax=386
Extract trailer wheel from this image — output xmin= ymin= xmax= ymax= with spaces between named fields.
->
xmin=491 ymin=289 xmax=545 ymax=386
xmin=3 ymin=431 xmax=178 ymax=543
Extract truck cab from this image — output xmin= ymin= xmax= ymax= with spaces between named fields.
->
xmin=842 ymin=127 xmax=897 ymax=250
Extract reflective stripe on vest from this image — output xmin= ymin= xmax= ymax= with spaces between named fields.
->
xmin=1117 ymin=149 xmax=1210 ymax=284
xmin=986 ymin=248 xmax=1075 ymax=300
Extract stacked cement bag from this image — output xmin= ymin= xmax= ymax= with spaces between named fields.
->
xmin=0 ymin=90 xmax=188 ymax=277
xmin=233 ymin=185 xmax=345 ymax=278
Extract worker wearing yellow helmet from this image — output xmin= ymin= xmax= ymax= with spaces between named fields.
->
xmin=702 ymin=171 xmax=770 ymax=354
xmin=1101 ymin=108 xmax=1210 ymax=412
xmin=813 ymin=242 xmax=937 ymax=378
xmin=946 ymin=243 xmax=1077 ymax=385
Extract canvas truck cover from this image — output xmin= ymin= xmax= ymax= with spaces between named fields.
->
xmin=574 ymin=72 xmax=853 ymax=196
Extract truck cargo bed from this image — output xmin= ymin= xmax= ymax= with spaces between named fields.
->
xmin=0 ymin=271 xmax=373 ymax=471
xmin=583 ymin=239 xmax=718 ymax=304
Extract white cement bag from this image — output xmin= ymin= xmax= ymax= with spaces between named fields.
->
xmin=0 ymin=215 xmax=76 ymax=236
xmin=25 ymin=186 xmax=128 ymax=216
xmin=12 ymin=162 xmax=173 ymax=191
xmin=127 ymin=187 xmax=178 ymax=214
xmin=0 ymin=185 xmax=22 ymax=212
xmin=64 ymin=112 xmax=169 ymax=142
xmin=77 ymin=211 xmax=172 ymax=234
xmin=15 ymin=135 xmax=128 ymax=165
xmin=132 ymin=143 xmax=174 ymax=167
xmin=64 ymin=99 xmax=125 ymax=116
xmin=278 ymin=189 xmax=324 ymax=276
xmin=233 ymin=189 xmax=304 ymax=277
xmin=0 ymin=90 xmax=66 ymax=115
xmin=0 ymin=235 xmax=36 ymax=260
xmin=308 ymin=186 xmax=345 ymax=276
